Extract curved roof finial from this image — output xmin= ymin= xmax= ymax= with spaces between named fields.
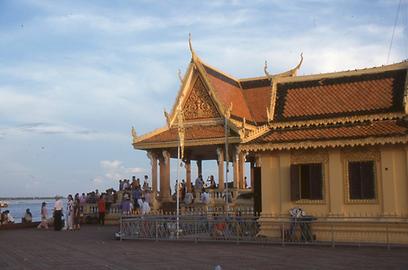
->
xmin=178 ymin=69 xmax=183 ymax=83
xmin=273 ymin=52 xmax=304 ymax=78
xmin=188 ymin=33 xmax=195 ymax=56
xmin=164 ymin=108 xmax=171 ymax=128
xmin=131 ymin=126 xmax=138 ymax=139
xmin=292 ymin=52 xmax=303 ymax=76
xmin=264 ymin=60 xmax=272 ymax=79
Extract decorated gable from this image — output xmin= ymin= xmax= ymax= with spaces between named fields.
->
xmin=183 ymin=76 xmax=221 ymax=120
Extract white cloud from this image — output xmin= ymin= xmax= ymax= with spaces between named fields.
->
xmin=99 ymin=160 xmax=145 ymax=181
xmin=0 ymin=122 xmax=128 ymax=142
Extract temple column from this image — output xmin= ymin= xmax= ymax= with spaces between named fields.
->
xmin=197 ymin=160 xmax=202 ymax=177
xmin=250 ymin=161 xmax=255 ymax=191
xmin=147 ymin=151 xmax=158 ymax=194
xmin=381 ymin=147 xmax=398 ymax=216
xmin=185 ymin=160 xmax=192 ymax=192
xmin=328 ymin=150 xmax=344 ymax=216
xmin=233 ymin=148 xmax=239 ymax=189
xmin=217 ymin=147 xmax=224 ymax=191
xmin=159 ymin=155 xmax=165 ymax=200
xmin=238 ymin=152 xmax=246 ymax=189
xmin=160 ymin=150 xmax=171 ymax=201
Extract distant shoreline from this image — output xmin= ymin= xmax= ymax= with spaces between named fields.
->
xmin=0 ymin=197 xmax=62 ymax=200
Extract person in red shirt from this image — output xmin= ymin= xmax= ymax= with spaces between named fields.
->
xmin=98 ymin=195 xmax=106 ymax=225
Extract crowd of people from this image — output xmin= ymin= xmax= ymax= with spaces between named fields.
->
xmin=49 ymin=174 xmax=154 ymax=231
xmin=119 ymin=175 xmax=152 ymax=216
xmin=1 ymin=173 xmax=245 ymax=228
xmin=173 ymin=174 xmax=235 ymax=205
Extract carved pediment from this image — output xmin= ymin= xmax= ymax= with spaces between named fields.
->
xmin=183 ymin=76 xmax=220 ymax=120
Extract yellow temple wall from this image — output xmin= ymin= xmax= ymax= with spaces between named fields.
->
xmin=258 ymin=145 xmax=408 ymax=243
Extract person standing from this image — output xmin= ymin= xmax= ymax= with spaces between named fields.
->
xmin=37 ymin=202 xmax=48 ymax=229
xmin=97 ymin=195 xmax=106 ymax=225
xmin=73 ymin=194 xmax=81 ymax=230
xmin=53 ymin=196 xmax=63 ymax=231
xmin=66 ymin=194 xmax=74 ymax=231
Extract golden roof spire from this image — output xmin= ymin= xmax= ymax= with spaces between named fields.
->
xmin=189 ymin=33 xmax=199 ymax=62
xmin=189 ymin=33 xmax=195 ymax=55
xmin=164 ymin=109 xmax=171 ymax=128
xmin=178 ymin=69 xmax=183 ymax=83
xmin=264 ymin=60 xmax=272 ymax=79
xmin=131 ymin=126 xmax=138 ymax=141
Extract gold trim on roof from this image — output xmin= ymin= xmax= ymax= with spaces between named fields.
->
xmin=274 ymin=60 xmax=408 ymax=84
xmin=239 ymin=136 xmax=408 ymax=152
xmin=241 ymin=112 xmax=405 ymax=144
xmin=133 ymin=136 xmax=241 ymax=150
xmin=132 ymin=126 xmax=169 ymax=144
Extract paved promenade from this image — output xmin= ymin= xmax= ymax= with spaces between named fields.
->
xmin=1 ymin=225 xmax=408 ymax=270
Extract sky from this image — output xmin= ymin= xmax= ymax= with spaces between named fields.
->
xmin=0 ymin=0 xmax=407 ymax=197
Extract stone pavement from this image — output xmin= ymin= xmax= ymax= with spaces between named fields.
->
xmin=1 ymin=225 xmax=408 ymax=270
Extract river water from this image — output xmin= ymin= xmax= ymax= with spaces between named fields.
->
xmin=1 ymin=199 xmax=67 ymax=222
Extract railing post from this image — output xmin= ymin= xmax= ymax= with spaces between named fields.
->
xmin=281 ymin=222 xmax=285 ymax=247
xmin=155 ymin=219 xmax=158 ymax=242
xmin=194 ymin=216 xmax=198 ymax=243
xmin=120 ymin=216 xmax=123 ymax=241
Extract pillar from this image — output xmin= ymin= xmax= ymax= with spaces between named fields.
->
xmin=381 ymin=148 xmax=398 ymax=216
xmin=238 ymin=152 xmax=246 ymax=189
xmin=233 ymin=148 xmax=239 ymax=189
xmin=217 ymin=148 xmax=224 ymax=191
xmin=261 ymin=154 xmax=281 ymax=216
xmin=160 ymin=150 xmax=171 ymax=201
xmin=279 ymin=152 xmax=291 ymax=215
xmin=250 ymin=161 xmax=255 ymax=191
xmin=185 ymin=160 xmax=192 ymax=192
xmin=328 ymin=150 xmax=343 ymax=216
xmin=197 ymin=160 xmax=202 ymax=177
xmin=147 ymin=151 xmax=158 ymax=194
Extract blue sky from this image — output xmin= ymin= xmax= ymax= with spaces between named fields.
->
xmin=0 ymin=0 xmax=407 ymax=197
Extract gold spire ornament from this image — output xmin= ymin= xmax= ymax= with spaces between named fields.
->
xmin=164 ymin=109 xmax=171 ymax=128
xmin=188 ymin=33 xmax=194 ymax=55
xmin=178 ymin=69 xmax=183 ymax=83
xmin=264 ymin=60 xmax=271 ymax=78
xmin=131 ymin=126 xmax=138 ymax=140
xmin=188 ymin=33 xmax=198 ymax=62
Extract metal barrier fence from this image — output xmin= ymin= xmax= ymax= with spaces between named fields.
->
xmin=119 ymin=215 xmax=408 ymax=248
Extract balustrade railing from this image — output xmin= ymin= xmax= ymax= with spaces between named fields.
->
xmin=118 ymin=215 xmax=408 ymax=248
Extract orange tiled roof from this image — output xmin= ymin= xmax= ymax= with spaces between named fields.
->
xmin=252 ymin=119 xmax=408 ymax=144
xmin=203 ymin=65 xmax=255 ymax=122
xmin=139 ymin=125 xmax=234 ymax=144
xmin=241 ymin=78 xmax=271 ymax=123
xmin=274 ymin=69 xmax=406 ymax=122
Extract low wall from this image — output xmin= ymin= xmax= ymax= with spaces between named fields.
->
xmin=258 ymin=216 xmax=408 ymax=245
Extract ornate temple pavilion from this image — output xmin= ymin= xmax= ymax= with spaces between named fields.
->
xmin=132 ymin=39 xmax=408 ymax=240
